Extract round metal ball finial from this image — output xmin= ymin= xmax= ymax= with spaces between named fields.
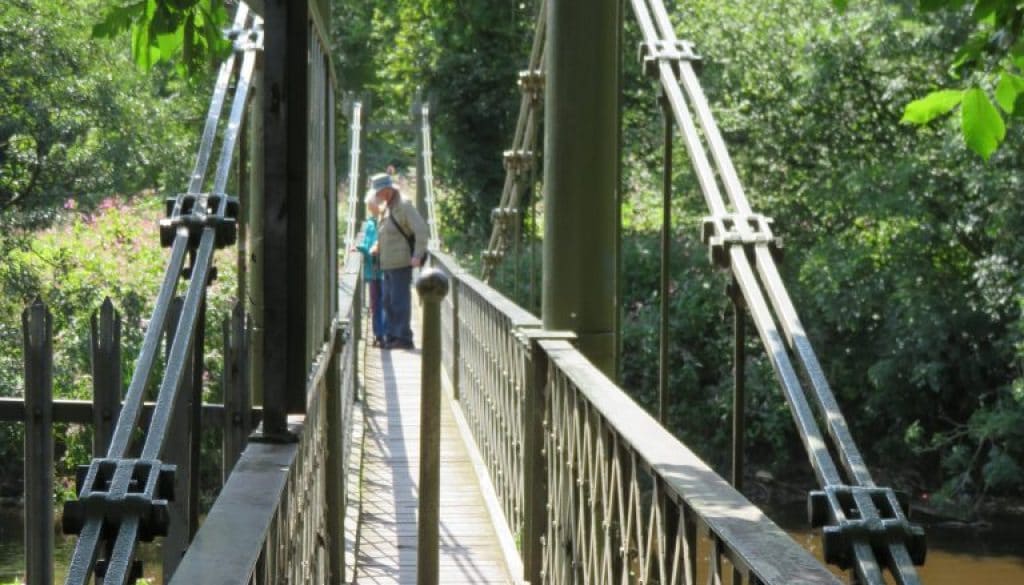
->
xmin=415 ymin=268 xmax=450 ymax=301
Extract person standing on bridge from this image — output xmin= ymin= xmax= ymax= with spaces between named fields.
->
xmin=372 ymin=172 xmax=428 ymax=350
xmin=355 ymin=192 xmax=385 ymax=346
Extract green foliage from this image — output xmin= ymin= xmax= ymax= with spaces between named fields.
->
xmin=333 ymin=0 xmax=536 ymax=235
xmin=427 ymin=0 xmax=1024 ymax=502
xmin=0 ymin=198 xmax=238 ymax=497
xmin=0 ymin=0 xmax=202 ymax=228
xmin=961 ymin=86 xmax=1005 ymax=159
xmin=902 ymin=89 xmax=964 ymax=124
xmin=838 ymin=0 xmax=1024 ymax=158
xmin=0 ymin=0 xmax=225 ymax=499
xmin=92 ymin=0 xmax=231 ymax=76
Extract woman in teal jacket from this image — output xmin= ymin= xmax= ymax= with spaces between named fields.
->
xmin=356 ymin=193 xmax=385 ymax=345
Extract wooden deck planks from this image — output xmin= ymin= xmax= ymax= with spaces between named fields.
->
xmin=353 ymin=314 xmax=513 ymax=585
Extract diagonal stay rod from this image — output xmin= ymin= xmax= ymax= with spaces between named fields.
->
xmin=629 ymin=1 xmax=925 ymax=583
xmin=186 ymin=3 xmax=250 ymax=196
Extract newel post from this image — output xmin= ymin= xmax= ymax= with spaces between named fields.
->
xmin=521 ymin=330 xmax=575 ymax=585
xmin=415 ymin=269 xmax=450 ymax=585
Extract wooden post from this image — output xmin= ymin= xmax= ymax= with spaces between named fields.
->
xmin=222 ymin=302 xmax=250 ymax=481
xmin=188 ymin=295 xmax=206 ymax=536
xmin=325 ymin=323 xmax=345 ymax=585
xmin=658 ymin=93 xmax=672 ymax=425
xmin=90 ymin=298 xmax=121 ymax=456
xmin=729 ymin=278 xmax=746 ymax=491
xmin=260 ymin=0 xmax=310 ymax=435
xmin=521 ymin=330 xmax=574 ymax=585
xmin=522 ymin=334 xmax=549 ymax=585
xmin=416 ymin=269 xmax=449 ymax=585
xmin=23 ymin=298 xmax=53 ymax=585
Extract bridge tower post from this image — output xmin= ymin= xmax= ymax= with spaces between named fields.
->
xmin=252 ymin=0 xmax=312 ymax=437
xmin=542 ymin=0 xmax=620 ymax=377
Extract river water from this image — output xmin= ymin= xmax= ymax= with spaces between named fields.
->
xmin=2 ymin=504 xmax=1022 ymax=583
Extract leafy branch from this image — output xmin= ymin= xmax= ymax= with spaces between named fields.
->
xmin=838 ymin=0 xmax=1024 ymax=160
xmin=93 ymin=0 xmax=231 ymax=77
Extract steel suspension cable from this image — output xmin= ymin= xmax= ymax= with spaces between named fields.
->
xmin=63 ymin=6 xmax=262 ymax=584
xmin=628 ymin=0 xmax=924 ymax=582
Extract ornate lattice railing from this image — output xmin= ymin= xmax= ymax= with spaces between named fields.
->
xmin=540 ymin=338 xmax=840 ymax=585
xmin=428 ymin=250 xmax=841 ymax=585
xmin=171 ymin=250 xmax=361 ymax=584
xmin=430 ymin=251 xmax=540 ymax=538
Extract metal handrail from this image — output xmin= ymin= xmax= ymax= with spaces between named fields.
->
xmin=429 ymin=251 xmax=540 ymax=539
xmin=171 ymin=252 xmax=363 ymax=585
xmin=427 ymin=249 xmax=842 ymax=584
xmin=61 ymin=6 xmax=261 ymax=584
xmin=628 ymin=0 xmax=925 ymax=581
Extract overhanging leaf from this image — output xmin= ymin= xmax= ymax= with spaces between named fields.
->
xmin=961 ymin=87 xmax=1005 ymax=160
xmin=995 ymin=71 xmax=1024 ymax=113
xmin=91 ymin=2 xmax=146 ymax=39
xmin=901 ymin=89 xmax=964 ymax=124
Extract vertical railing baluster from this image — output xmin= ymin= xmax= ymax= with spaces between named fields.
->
xmin=223 ymin=302 xmax=250 ymax=481
xmin=522 ymin=334 xmax=549 ymax=585
xmin=729 ymin=277 xmax=745 ymax=492
xmin=416 ymin=269 xmax=449 ymax=585
xmin=414 ymin=89 xmax=428 ymax=218
xmin=90 ymin=298 xmax=121 ymax=457
xmin=451 ymin=274 xmax=461 ymax=400
xmin=659 ymin=91 xmax=673 ymax=425
xmin=326 ymin=320 xmax=345 ymax=585
xmin=23 ymin=298 xmax=53 ymax=585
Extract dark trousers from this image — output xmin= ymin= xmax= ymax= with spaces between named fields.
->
xmin=368 ymin=278 xmax=384 ymax=341
xmin=382 ymin=266 xmax=413 ymax=344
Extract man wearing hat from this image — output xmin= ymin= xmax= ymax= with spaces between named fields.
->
xmin=370 ymin=172 xmax=429 ymax=350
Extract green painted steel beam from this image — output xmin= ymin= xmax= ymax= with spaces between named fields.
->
xmin=542 ymin=0 xmax=620 ymax=377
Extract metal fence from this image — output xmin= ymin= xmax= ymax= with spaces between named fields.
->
xmin=1 ymin=295 xmax=256 ymax=584
xmin=430 ymin=251 xmax=540 ymax=540
xmin=171 ymin=252 xmax=362 ymax=585
xmin=427 ymin=250 xmax=843 ymax=585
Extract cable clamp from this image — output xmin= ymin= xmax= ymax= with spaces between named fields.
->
xmin=640 ymin=40 xmax=700 ymax=77
xmin=701 ymin=213 xmax=782 ymax=268
xmin=229 ymin=25 xmax=264 ymax=53
xmin=503 ymin=149 xmax=535 ymax=174
xmin=160 ymin=192 xmax=239 ymax=250
xmin=808 ymin=485 xmax=926 ymax=569
xmin=518 ymin=68 xmax=544 ymax=102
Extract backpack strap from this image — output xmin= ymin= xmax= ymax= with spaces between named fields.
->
xmin=389 ymin=208 xmax=414 ymax=254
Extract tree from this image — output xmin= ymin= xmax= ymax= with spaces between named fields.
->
xmin=91 ymin=0 xmax=231 ymax=76
xmin=838 ymin=1 xmax=1024 ymax=159
xmin=0 ymin=0 xmax=202 ymax=228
